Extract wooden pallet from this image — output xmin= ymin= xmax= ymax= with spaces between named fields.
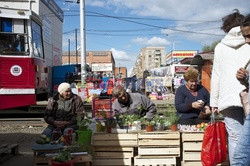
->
xmin=134 ymin=156 xmax=177 ymax=166
xmin=138 ymin=132 xmax=180 ymax=157
xmin=92 ymin=133 xmax=137 ymax=166
xmin=0 ymin=144 xmax=19 ymax=163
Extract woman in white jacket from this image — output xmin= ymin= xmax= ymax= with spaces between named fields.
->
xmin=210 ymin=10 xmax=250 ymax=164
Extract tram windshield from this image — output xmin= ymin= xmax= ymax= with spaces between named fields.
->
xmin=0 ymin=32 xmax=28 ymax=55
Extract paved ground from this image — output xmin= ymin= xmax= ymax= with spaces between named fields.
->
xmin=0 ymin=126 xmax=45 ymax=166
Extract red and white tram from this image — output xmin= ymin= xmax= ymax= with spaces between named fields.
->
xmin=0 ymin=0 xmax=63 ymax=110
xmin=0 ymin=8 xmax=48 ymax=109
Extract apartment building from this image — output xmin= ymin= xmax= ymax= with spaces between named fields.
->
xmin=131 ymin=47 xmax=165 ymax=78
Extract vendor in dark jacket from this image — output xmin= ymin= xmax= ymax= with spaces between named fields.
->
xmin=175 ymin=67 xmax=211 ymax=125
xmin=112 ymin=85 xmax=156 ymax=120
xmin=42 ymin=82 xmax=85 ymax=139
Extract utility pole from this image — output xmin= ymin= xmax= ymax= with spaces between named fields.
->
xmin=75 ymin=28 xmax=78 ymax=64
xmin=80 ymin=0 xmax=86 ymax=83
xmin=68 ymin=39 xmax=70 ymax=65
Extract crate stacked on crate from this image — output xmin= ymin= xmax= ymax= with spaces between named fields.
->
xmin=181 ymin=132 xmax=204 ymax=166
xmin=134 ymin=131 xmax=180 ymax=166
xmin=92 ymin=133 xmax=138 ymax=166
xmin=92 ymin=97 xmax=115 ymax=119
xmin=181 ymin=132 xmax=228 ymax=166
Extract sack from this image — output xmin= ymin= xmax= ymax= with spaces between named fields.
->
xmin=240 ymin=88 xmax=250 ymax=117
xmin=201 ymin=115 xmax=227 ymax=166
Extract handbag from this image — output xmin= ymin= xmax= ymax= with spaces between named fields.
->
xmin=201 ymin=112 xmax=227 ymax=166
xmin=239 ymin=59 xmax=250 ymax=117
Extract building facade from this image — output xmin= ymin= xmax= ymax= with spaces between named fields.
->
xmin=131 ymin=47 xmax=165 ymax=78
xmin=62 ymin=51 xmax=127 ymax=78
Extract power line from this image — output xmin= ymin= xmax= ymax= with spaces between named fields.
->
xmin=86 ymin=11 xmax=224 ymax=36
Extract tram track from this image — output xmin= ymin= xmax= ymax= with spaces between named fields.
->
xmin=0 ymin=118 xmax=46 ymax=127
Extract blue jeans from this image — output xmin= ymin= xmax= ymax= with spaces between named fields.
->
xmin=231 ymin=113 xmax=250 ymax=166
xmin=221 ymin=107 xmax=244 ymax=165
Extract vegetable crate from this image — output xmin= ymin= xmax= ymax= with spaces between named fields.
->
xmin=134 ymin=131 xmax=180 ymax=166
xmin=181 ymin=132 xmax=229 ymax=166
xmin=92 ymin=97 xmax=115 ymax=119
xmin=92 ymin=133 xmax=138 ymax=166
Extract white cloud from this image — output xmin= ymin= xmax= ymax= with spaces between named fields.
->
xmin=101 ymin=0 xmax=250 ymax=44
xmin=132 ymin=37 xmax=170 ymax=46
xmin=86 ymin=0 xmax=106 ymax=7
xmin=110 ymin=48 xmax=131 ymax=61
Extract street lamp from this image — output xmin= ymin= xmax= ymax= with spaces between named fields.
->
xmin=79 ymin=0 xmax=86 ymax=83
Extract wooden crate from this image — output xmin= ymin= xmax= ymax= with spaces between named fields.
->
xmin=93 ymin=158 xmax=132 ymax=166
xmin=138 ymin=131 xmax=180 ymax=157
xmin=134 ymin=156 xmax=177 ymax=166
xmin=33 ymin=153 xmax=92 ymax=166
xmin=181 ymin=132 xmax=203 ymax=164
xmin=181 ymin=161 xmax=229 ymax=166
xmin=93 ymin=133 xmax=138 ymax=147
xmin=92 ymin=133 xmax=138 ymax=166
xmin=181 ymin=132 xmax=229 ymax=166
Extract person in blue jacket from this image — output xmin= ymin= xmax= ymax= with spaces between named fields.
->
xmin=175 ymin=67 xmax=211 ymax=125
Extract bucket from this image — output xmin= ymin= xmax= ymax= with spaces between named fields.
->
xmin=77 ymin=130 xmax=92 ymax=146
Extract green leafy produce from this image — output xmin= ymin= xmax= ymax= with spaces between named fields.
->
xmin=52 ymin=149 xmax=72 ymax=162
xmin=45 ymin=137 xmax=51 ymax=143
xmin=36 ymin=138 xmax=45 ymax=144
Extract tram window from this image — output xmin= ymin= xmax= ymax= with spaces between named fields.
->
xmin=31 ymin=20 xmax=44 ymax=58
xmin=1 ymin=18 xmax=12 ymax=32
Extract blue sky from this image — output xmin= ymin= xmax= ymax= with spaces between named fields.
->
xmin=54 ymin=0 xmax=250 ymax=76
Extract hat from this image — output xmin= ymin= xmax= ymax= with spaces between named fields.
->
xmin=58 ymin=82 xmax=71 ymax=95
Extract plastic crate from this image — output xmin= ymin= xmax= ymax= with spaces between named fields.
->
xmin=92 ymin=97 xmax=115 ymax=119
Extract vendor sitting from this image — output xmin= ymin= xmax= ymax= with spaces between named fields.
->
xmin=175 ymin=68 xmax=211 ymax=125
xmin=112 ymin=85 xmax=157 ymax=120
xmin=42 ymin=82 xmax=85 ymax=140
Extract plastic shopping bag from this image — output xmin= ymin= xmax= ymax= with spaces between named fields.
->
xmin=201 ymin=114 xmax=227 ymax=166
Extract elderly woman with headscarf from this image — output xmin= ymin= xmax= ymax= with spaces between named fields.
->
xmin=175 ymin=67 xmax=211 ymax=125
xmin=42 ymin=82 xmax=85 ymax=139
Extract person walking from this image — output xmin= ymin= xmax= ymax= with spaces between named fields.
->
xmin=232 ymin=13 xmax=250 ymax=166
xmin=210 ymin=10 xmax=250 ymax=164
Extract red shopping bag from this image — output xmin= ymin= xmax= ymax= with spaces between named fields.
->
xmin=201 ymin=120 xmax=227 ymax=166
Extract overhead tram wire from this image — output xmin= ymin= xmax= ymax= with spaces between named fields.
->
xmin=86 ymin=11 xmax=224 ymax=37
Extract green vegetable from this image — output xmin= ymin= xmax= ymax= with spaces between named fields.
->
xmin=36 ymin=138 xmax=46 ymax=144
xmin=45 ymin=137 xmax=51 ymax=143
xmin=40 ymin=134 xmax=47 ymax=139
